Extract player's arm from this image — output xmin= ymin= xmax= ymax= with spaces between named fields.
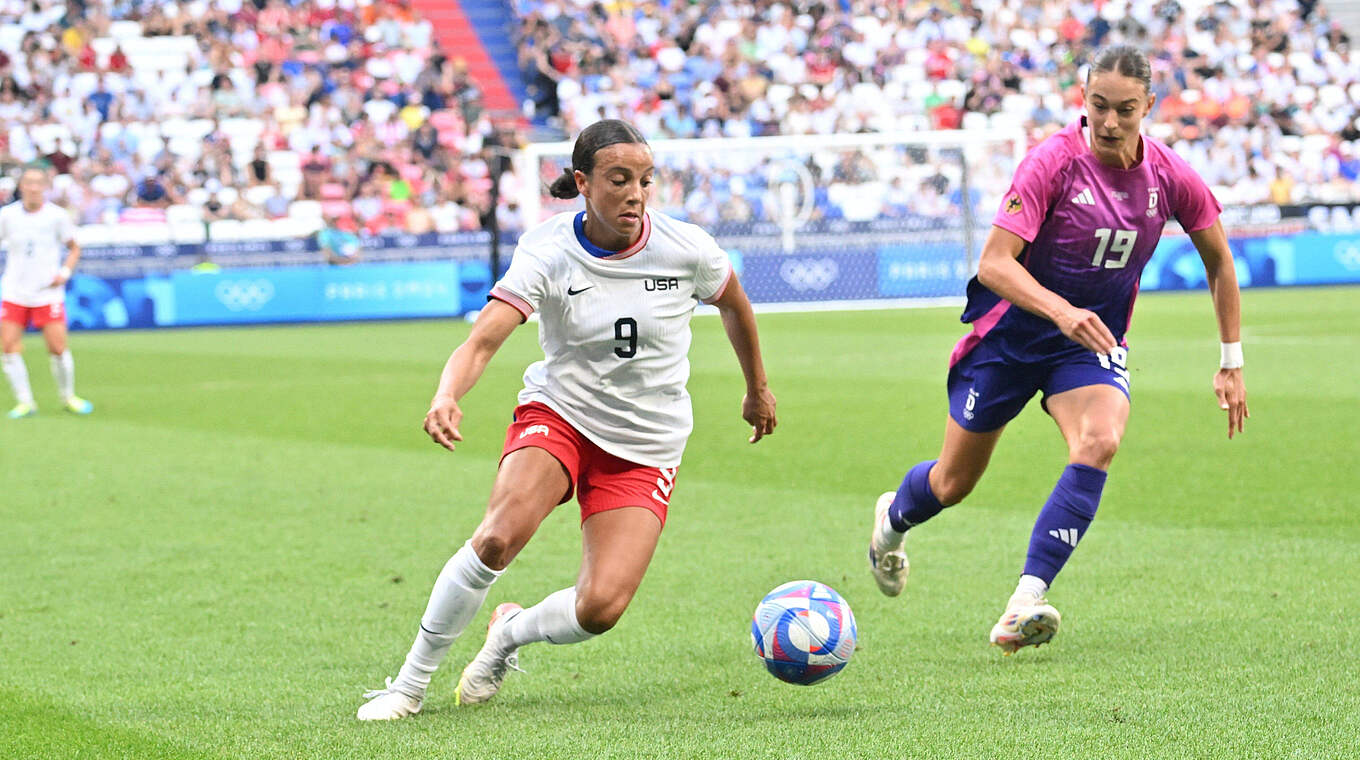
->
xmin=1187 ymin=218 xmax=1248 ymax=438
xmin=711 ymin=274 xmax=777 ymax=443
xmin=976 ymin=226 xmax=1117 ymax=354
xmin=423 ymin=300 xmax=523 ymax=451
xmin=51 ymin=238 xmax=81 ymax=287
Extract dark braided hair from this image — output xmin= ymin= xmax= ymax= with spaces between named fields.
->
xmin=547 ymin=119 xmax=649 ymax=199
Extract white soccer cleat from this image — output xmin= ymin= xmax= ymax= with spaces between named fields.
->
xmin=989 ymin=594 xmax=1061 ymax=655
xmin=356 ymin=677 xmax=422 ymax=721
xmin=455 ymin=602 xmax=524 ymax=706
xmin=868 ymin=491 xmax=909 ymax=597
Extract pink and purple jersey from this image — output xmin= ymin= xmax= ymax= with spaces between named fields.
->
xmin=956 ymin=117 xmax=1221 ymax=363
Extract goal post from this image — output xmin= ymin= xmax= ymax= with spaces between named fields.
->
xmin=518 ymin=129 xmax=1027 ymax=310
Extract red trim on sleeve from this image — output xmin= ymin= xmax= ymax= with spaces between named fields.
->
xmin=488 ymin=286 xmax=533 ymax=321
xmin=701 ymin=264 xmax=734 ymax=304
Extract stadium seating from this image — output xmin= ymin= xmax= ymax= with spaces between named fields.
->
xmin=0 ymin=0 xmax=513 ymax=245
xmin=1 ymin=0 xmax=1356 ymax=244
xmin=509 ymin=0 xmax=1358 ymax=207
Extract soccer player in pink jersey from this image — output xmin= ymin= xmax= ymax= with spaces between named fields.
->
xmin=867 ymin=45 xmax=1249 ymax=654
xmin=1 ymin=165 xmax=93 ymax=419
xmin=357 ymin=120 xmax=778 ymax=719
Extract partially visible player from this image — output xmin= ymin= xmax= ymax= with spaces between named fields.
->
xmin=1 ymin=165 xmax=93 ymax=418
xmin=357 ymin=119 xmax=777 ymax=720
xmin=868 ymin=45 xmax=1248 ymax=653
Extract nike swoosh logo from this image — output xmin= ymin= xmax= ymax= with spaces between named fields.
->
xmin=567 ymin=285 xmax=594 ymax=295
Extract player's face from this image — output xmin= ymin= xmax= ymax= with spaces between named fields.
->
xmin=578 ymin=142 xmax=654 ymax=249
xmin=18 ymin=169 xmax=49 ymax=209
xmin=1083 ymin=72 xmax=1155 ymax=168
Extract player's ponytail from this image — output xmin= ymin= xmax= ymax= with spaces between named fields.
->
xmin=548 ymin=168 xmax=579 ymax=199
xmin=547 ymin=119 xmax=648 ymax=200
xmin=1087 ymin=45 xmax=1152 ymax=93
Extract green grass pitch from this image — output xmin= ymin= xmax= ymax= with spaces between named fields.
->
xmin=2 ymin=286 xmax=1357 ymax=759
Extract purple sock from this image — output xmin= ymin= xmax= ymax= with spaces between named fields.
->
xmin=1023 ymin=464 xmax=1107 ymax=586
xmin=887 ymin=460 xmax=945 ymax=532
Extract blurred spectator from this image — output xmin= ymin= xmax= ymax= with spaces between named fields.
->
xmin=1270 ymin=167 xmax=1297 ymax=204
xmin=318 ymin=211 xmax=362 ymax=265
xmin=134 ymin=173 xmax=173 ymax=208
xmin=247 ymin=146 xmax=272 ymax=187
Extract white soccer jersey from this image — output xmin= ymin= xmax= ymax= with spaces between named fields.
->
xmin=490 ymin=209 xmax=733 ymax=468
xmin=0 ymin=201 xmax=76 ymax=307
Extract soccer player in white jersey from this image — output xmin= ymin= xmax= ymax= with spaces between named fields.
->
xmin=1 ymin=165 xmax=93 ymax=418
xmin=867 ymin=46 xmax=1248 ymax=653
xmin=358 ymin=119 xmax=778 ymax=720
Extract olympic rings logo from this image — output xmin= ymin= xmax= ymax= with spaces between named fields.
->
xmin=779 ymin=258 xmax=839 ymax=291
xmin=1336 ymin=242 xmax=1360 ymax=271
xmin=214 ymin=279 xmax=276 ymax=311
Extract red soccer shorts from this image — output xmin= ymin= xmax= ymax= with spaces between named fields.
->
xmin=501 ymin=401 xmax=678 ymax=527
xmin=1 ymin=300 xmax=65 ymax=328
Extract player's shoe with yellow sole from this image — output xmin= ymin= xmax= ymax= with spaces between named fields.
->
xmin=356 ymin=677 xmax=422 ymax=721
xmin=455 ymin=602 xmax=524 ymax=706
xmin=7 ymin=402 xmax=36 ymax=419
xmin=868 ymin=491 xmax=909 ymax=596
xmin=63 ymin=396 xmax=93 ymax=415
xmin=989 ymin=594 xmax=1061 ymax=654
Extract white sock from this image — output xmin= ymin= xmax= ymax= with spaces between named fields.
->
xmin=2 ymin=353 xmax=34 ymax=407
xmin=391 ymin=541 xmax=503 ymax=697
xmin=49 ymin=350 xmax=74 ymax=401
xmin=1013 ymin=574 xmax=1049 ymax=601
xmin=876 ymin=511 xmax=905 ymax=550
xmin=503 ymin=587 xmax=596 ymax=650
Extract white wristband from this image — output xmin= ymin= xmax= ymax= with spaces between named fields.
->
xmin=58 ymin=265 xmax=72 ymax=279
xmin=1220 ymin=341 xmax=1243 ymax=370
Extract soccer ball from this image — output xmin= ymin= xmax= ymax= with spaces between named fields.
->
xmin=751 ymin=580 xmax=856 ymax=685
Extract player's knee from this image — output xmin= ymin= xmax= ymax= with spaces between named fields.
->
xmin=468 ymin=524 xmax=526 ymax=571
xmin=574 ymin=590 xmax=628 ymax=634
xmin=1071 ymin=429 xmax=1121 ymax=468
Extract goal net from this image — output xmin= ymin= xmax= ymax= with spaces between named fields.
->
xmin=517 ymin=129 xmax=1026 ymax=310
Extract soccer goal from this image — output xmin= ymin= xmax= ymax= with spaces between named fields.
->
xmin=517 ymin=128 xmax=1027 ymax=311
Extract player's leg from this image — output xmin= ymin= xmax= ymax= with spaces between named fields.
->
xmin=1 ymin=310 xmax=37 ymax=417
xmin=458 ymin=506 xmax=662 ymax=706
xmin=870 ymin=419 xmax=1003 ymax=595
xmin=871 ymin=344 xmax=1035 ymax=596
xmin=358 ymin=446 xmax=568 ymax=720
xmin=457 ymin=450 xmax=669 ymax=706
xmin=40 ymin=314 xmax=91 ymax=414
xmin=991 ymin=376 xmax=1129 ymax=654
xmin=1026 ymin=382 xmax=1129 ymax=584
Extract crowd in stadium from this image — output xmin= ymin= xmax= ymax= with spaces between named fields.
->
xmin=515 ymin=0 xmax=1357 ymax=207
xmin=0 ymin=0 xmax=1356 ymax=245
xmin=0 ymin=0 xmax=515 ymax=243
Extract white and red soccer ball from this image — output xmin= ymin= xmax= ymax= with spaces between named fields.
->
xmin=751 ymin=580 xmax=856 ymax=685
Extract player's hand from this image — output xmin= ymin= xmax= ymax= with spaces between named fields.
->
xmin=743 ymin=385 xmax=777 ymax=443
xmin=1213 ymin=367 xmax=1248 ymax=439
xmin=49 ymin=273 xmax=69 ymax=287
xmin=424 ymin=394 xmax=464 ymax=451
xmin=1056 ymin=306 xmax=1117 ymax=354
